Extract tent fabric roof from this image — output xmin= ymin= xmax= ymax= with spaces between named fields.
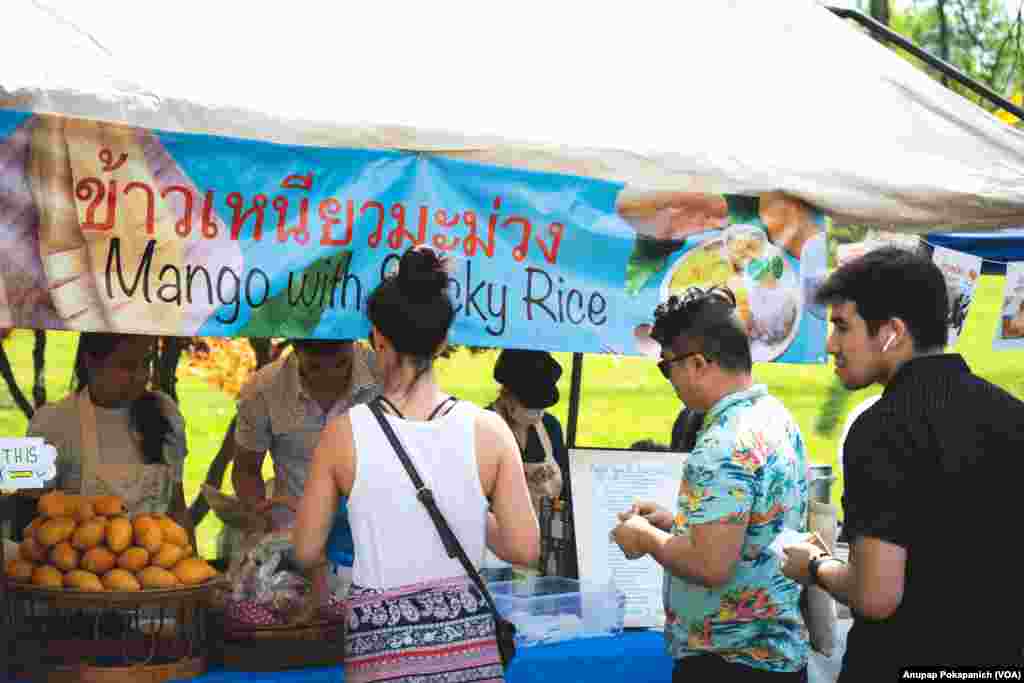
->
xmin=5 ymin=0 xmax=1024 ymax=232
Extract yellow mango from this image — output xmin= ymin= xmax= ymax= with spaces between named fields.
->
xmin=73 ymin=501 xmax=96 ymax=523
xmin=31 ymin=564 xmax=63 ymax=589
xmin=137 ymin=566 xmax=178 ymax=589
xmin=156 ymin=517 xmax=189 ymax=547
xmin=133 ymin=517 xmax=163 ymax=554
xmin=71 ymin=518 xmax=107 ymax=551
xmin=80 ymin=547 xmax=117 ymax=575
xmin=102 ymin=568 xmax=141 ymax=592
xmin=50 ymin=542 xmax=80 ymax=571
xmin=172 ymin=558 xmax=217 ymax=586
xmin=116 ymin=546 xmax=150 ymax=572
xmin=152 ymin=544 xmax=185 ymax=570
xmin=37 ymin=491 xmax=69 ymax=518
xmin=64 ymin=569 xmax=104 ymax=592
xmin=105 ymin=517 xmax=133 ymax=553
xmin=37 ymin=516 xmax=76 ymax=547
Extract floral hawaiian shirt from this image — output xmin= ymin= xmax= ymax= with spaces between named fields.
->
xmin=664 ymin=384 xmax=810 ymax=673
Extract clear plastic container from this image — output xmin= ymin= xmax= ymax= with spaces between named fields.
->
xmin=487 ymin=577 xmax=625 ymax=648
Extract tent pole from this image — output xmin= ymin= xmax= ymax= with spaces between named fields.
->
xmin=565 ymin=352 xmax=584 ymax=449
xmin=827 ymin=7 xmax=1024 ymax=121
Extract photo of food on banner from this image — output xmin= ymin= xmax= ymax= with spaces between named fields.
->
xmin=620 ymin=190 xmax=827 ymax=362
xmin=925 ymin=244 xmax=982 ymax=348
xmin=0 ymin=113 xmax=243 ymax=336
xmin=996 ymin=262 xmax=1024 ymax=345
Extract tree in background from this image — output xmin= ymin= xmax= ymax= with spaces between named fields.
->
xmin=181 ymin=337 xmax=282 ymax=525
xmin=870 ymin=0 xmax=891 ymax=26
xmin=891 ymin=0 xmax=1023 ymax=111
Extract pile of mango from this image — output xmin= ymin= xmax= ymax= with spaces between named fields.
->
xmin=4 ymin=491 xmax=218 ymax=592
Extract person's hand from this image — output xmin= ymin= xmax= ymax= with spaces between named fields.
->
xmin=781 ymin=541 xmax=825 ymax=586
xmin=633 ymin=501 xmax=674 ymax=531
xmin=612 ymin=514 xmax=655 ymax=560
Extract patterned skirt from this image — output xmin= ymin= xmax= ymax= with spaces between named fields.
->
xmin=345 ymin=576 xmax=504 ymax=683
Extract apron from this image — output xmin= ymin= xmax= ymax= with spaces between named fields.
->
xmin=78 ymin=391 xmax=174 ymax=515
xmin=517 ymin=421 xmax=562 ymax=575
xmin=524 ymin=419 xmax=563 ymax=516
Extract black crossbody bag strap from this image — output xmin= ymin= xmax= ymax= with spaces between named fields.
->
xmin=366 ymin=399 xmax=501 ymax=617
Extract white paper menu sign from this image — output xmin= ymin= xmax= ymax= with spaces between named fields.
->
xmin=570 ymin=448 xmax=685 ymax=628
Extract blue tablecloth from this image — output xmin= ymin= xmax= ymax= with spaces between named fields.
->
xmin=169 ymin=629 xmax=669 ymax=683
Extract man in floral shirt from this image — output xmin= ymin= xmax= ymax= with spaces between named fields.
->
xmin=613 ymin=286 xmax=809 ymax=681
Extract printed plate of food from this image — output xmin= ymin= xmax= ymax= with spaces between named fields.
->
xmin=658 ymin=226 xmax=802 ymax=362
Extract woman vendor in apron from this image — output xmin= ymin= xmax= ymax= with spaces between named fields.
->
xmin=488 ymin=349 xmax=578 ymax=577
xmin=26 ymin=332 xmax=192 ymax=537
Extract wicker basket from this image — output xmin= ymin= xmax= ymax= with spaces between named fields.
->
xmin=24 ymin=657 xmax=205 ymax=683
xmin=212 ymin=611 xmax=347 ymax=672
xmin=4 ymin=578 xmax=223 ymax=683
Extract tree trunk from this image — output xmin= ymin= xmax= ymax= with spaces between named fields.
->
xmin=0 ymin=343 xmax=33 ymax=420
xmin=870 ymin=0 xmax=890 ymax=26
xmin=250 ymin=338 xmax=273 ymax=369
xmin=32 ymin=330 xmax=46 ymax=408
xmin=156 ymin=336 xmax=187 ymax=402
xmin=937 ymin=0 xmax=951 ymax=86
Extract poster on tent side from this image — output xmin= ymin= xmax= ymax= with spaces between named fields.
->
xmin=931 ymin=246 xmax=982 ymax=348
xmin=0 ymin=110 xmax=827 ymax=361
xmin=994 ymin=262 xmax=1024 ymax=350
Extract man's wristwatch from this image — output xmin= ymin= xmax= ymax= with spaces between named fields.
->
xmin=807 ymin=554 xmax=838 ymax=588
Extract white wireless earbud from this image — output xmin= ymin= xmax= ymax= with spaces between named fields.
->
xmin=881 ymin=333 xmax=896 ymax=353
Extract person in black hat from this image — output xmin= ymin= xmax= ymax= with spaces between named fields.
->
xmin=489 ymin=349 xmax=577 ymax=578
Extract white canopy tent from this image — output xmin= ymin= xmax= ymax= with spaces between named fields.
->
xmin=4 ymin=0 xmax=1024 ymax=231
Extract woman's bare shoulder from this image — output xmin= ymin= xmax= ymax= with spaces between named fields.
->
xmin=472 ymin=405 xmax=516 ymax=452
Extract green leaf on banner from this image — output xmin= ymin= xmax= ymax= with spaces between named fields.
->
xmin=625 ymin=238 xmax=681 ymax=295
xmin=726 ymin=195 xmax=761 ymax=226
xmin=237 ymin=250 xmax=353 ymax=338
xmin=771 ymin=255 xmax=784 ymax=279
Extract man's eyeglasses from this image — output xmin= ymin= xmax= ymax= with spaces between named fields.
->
xmin=657 ymin=352 xmax=700 ymax=379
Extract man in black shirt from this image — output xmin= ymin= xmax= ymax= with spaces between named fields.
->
xmin=781 ymin=246 xmax=1024 ymax=678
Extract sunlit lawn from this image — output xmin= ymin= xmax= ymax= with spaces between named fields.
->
xmin=1 ymin=275 xmax=1020 ymax=557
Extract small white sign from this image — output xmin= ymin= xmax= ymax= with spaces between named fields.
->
xmin=0 ymin=437 xmax=57 ymax=490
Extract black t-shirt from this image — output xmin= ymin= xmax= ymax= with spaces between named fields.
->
xmin=670 ymin=407 xmax=704 ymax=453
xmin=839 ymin=355 xmax=1024 ymax=680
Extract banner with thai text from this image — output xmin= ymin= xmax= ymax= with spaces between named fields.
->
xmin=0 ymin=111 xmax=827 ymax=362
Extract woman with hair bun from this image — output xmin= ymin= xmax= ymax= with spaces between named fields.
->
xmin=294 ymin=246 xmax=539 ymax=683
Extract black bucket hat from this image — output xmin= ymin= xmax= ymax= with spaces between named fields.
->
xmin=494 ymin=350 xmax=562 ymax=409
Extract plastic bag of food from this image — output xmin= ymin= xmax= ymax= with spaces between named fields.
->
xmin=224 ymin=533 xmax=312 ymax=627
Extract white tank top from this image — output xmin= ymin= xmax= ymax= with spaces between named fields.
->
xmin=347 ymin=400 xmax=489 ymax=590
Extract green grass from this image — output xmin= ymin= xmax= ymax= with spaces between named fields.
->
xmin=1 ymin=275 xmax=1020 ymax=557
